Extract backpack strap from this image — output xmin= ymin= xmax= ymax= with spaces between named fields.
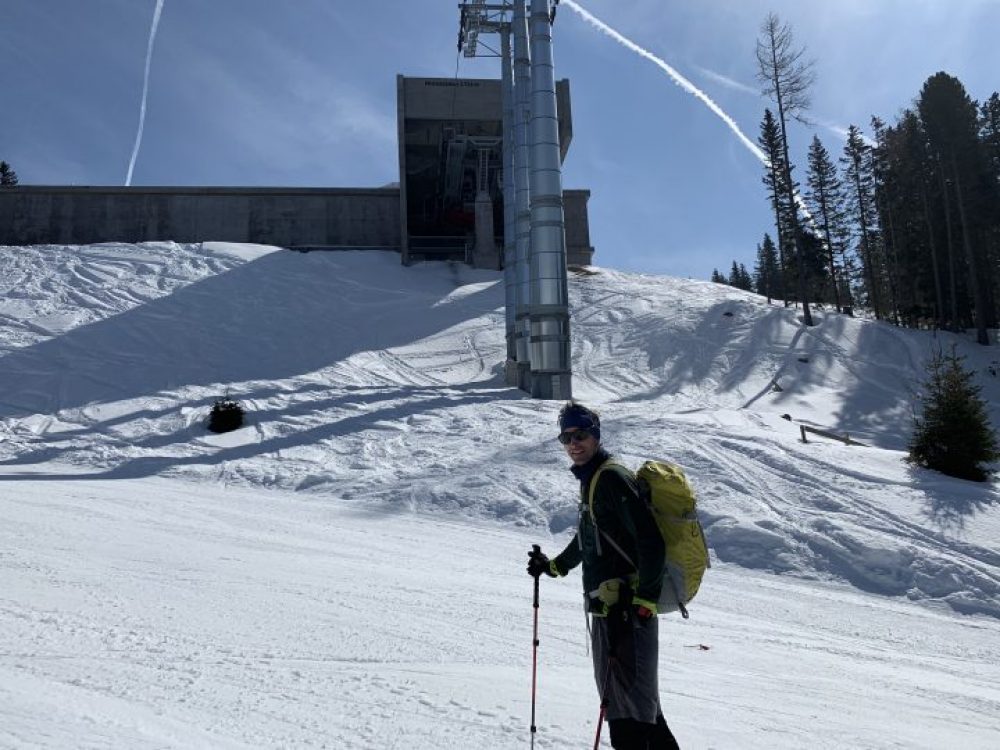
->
xmin=587 ymin=462 xmax=637 ymax=569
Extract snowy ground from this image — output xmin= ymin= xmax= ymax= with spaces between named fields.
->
xmin=1 ymin=243 xmax=999 ymax=748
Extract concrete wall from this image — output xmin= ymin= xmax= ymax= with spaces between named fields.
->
xmin=0 ymin=186 xmax=401 ymax=249
xmin=0 ymin=184 xmax=594 ymax=265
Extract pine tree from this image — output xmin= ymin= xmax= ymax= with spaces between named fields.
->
xmin=728 ymin=261 xmax=753 ymax=291
xmin=0 ymin=161 xmax=18 ymax=187
xmin=788 ymin=77 xmax=1000 ymax=334
xmin=978 ymin=93 xmax=1000 ymax=328
xmin=908 ymin=348 xmax=999 ymax=481
xmin=805 ymin=135 xmax=849 ymax=312
xmin=711 ymin=268 xmax=726 ymax=284
xmin=738 ymin=263 xmax=754 ymax=291
xmin=758 ymin=109 xmax=792 ymax=304
xmin=842 ymin=125 xmax=883 ymax=319
xmin=981 ymin=93 xmax=1000 ymax=179
xmin=754 ymin=233 xmax=781 ymax=303
xmin=797 ymin=231 xmax=829 ymax=301
xmin=756 ymin=13 xmax=816 ymax=326
xmin=879 ymin=110 xmax=946 ymax=328
xmin=919 ymin=73 xmax=992 ymax=345
xmin=870 ymin=116 xmax=903 ymax=325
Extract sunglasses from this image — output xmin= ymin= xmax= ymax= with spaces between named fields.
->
xmin=557 ymin=429 xmax=592 ymax=445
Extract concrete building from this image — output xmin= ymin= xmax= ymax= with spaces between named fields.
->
xmin=397 ymin=75 xmax=592 ymax=267
xmin=0 ymin=76 xmax=594 ymax=267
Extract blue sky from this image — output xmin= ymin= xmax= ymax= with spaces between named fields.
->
xmin=2 ymin=1 xmax=998 ymax=279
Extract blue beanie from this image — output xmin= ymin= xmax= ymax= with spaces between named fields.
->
xmin=558 ymin=402 xmax=601 ymax=441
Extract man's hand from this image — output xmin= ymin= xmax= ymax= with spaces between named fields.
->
xmin=527 ymin=548 xmax=557 ymax=578
xmin=596 ymin=578 xmax=621 ymax=606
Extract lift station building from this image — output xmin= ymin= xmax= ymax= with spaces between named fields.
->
xmin=397 ymin=75 xmax=592 ymax=267
xmin=0 ymin=76 xmax=595 ymax=270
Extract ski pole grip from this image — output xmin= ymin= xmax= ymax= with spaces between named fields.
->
xmin=530 ymin=545 xmax=543 ymax=581
xmin=531 ymin=545 xmax=541 ymax=607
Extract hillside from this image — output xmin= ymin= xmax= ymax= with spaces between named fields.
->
xmin=2 ymin=242 xmax=997 ymax=615
xmin=1 ymin=242 xmax=999 ymax=748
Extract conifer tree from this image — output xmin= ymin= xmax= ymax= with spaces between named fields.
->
xmin=728 ymin=262 xmax=753 ymax=291
xmin=756 ymin=13 xmax=816 ymax=326
xmin=919 ymin=73 xmax=992 ymax=344
xmin=879 ymin=110 xmax=946 ymax=328
xmin=870 ymin=116 xmax=903 ymax=325
xmin=842 ymin=125 xmax=883 ymax=319
xmin=0 ymin=161 xmax=18 ymax=186
xmin=981 ymin=93 xmax=1000 ymax=179
xmin=799 ymin=231 xmax=829 ymax=300
xmin=978 ymin=93 xmax=1000 ymax=324
xmin=796 ymin=75 xmax=1000 ymax=334
xmin=805 ymin=135 xmax=849 ymax=312
xmin=754 ymin=234 xmax=781 ymax=303
xmin=711 ymin=268 xmax=726 ymax=284
xmin=738 ymin=263 xmax=754 ymax=291
xmin=908 ymin=348 xmax=999 ymax=481
xmin=758 ymin=109 xmax=791 ymax=304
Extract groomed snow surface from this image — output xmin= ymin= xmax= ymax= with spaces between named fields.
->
xmin=1 ymin=243 xmax=998 ymax=749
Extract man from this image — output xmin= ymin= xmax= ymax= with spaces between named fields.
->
xmin=527 ymin=401 xmax=680 ymax=750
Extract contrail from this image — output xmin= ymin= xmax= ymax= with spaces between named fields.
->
xmin=561 ymin=0 xmax=767 ymax=164
xmin=562 ymin=0 xmax=820 ymax=224
xmin=694 ymin=65 xmax=759 ymax=96
xmin=125 ymin=0 xmax=165 ymax=187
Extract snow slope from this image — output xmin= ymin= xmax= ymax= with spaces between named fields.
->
xmin=4 ymin=475 xmax=999 ymax=749
xmin=1 ymin=243 xmax=999 ymax=748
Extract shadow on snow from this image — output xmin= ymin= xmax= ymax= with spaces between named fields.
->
xmin=0 ymin=251 xmax=503 ymax=418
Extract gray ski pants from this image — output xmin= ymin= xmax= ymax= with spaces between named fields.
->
xmin=591 ymin=606 xmax=662 ymax=724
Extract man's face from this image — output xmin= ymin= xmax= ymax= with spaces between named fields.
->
xmin=561 ymin=428 xmax=599 ymax=466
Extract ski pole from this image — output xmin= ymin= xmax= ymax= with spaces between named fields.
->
xmin=530 ymin=544 xmax=541 ymax=749
xmin=593 ymin=653 xmax=613 ymax=750
xmin=593 ymin=604 xmax=623 ymax=749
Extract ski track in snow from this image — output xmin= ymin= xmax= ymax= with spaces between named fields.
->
xmin=2 ymin=478 xmax=999 ymax=749
xmin=0 ymin=243 xmax=999 ymax=747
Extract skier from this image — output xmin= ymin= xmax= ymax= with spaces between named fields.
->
xmin=527 ymin=401 xmax=681 ymax=750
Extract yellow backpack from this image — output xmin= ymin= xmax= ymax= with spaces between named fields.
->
xmin=589 ymin=460 xmax=710 ymax=618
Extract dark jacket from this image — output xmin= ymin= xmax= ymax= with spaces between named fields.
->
xmin=551 ymin=449 xmax=664 ymax=609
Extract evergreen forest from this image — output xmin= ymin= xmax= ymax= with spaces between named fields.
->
xmin=714 ymin=23 xmax=999 ymax=346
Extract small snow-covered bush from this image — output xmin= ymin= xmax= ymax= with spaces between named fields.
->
xmin=208 ymin=396 xmax=245 ymax=434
